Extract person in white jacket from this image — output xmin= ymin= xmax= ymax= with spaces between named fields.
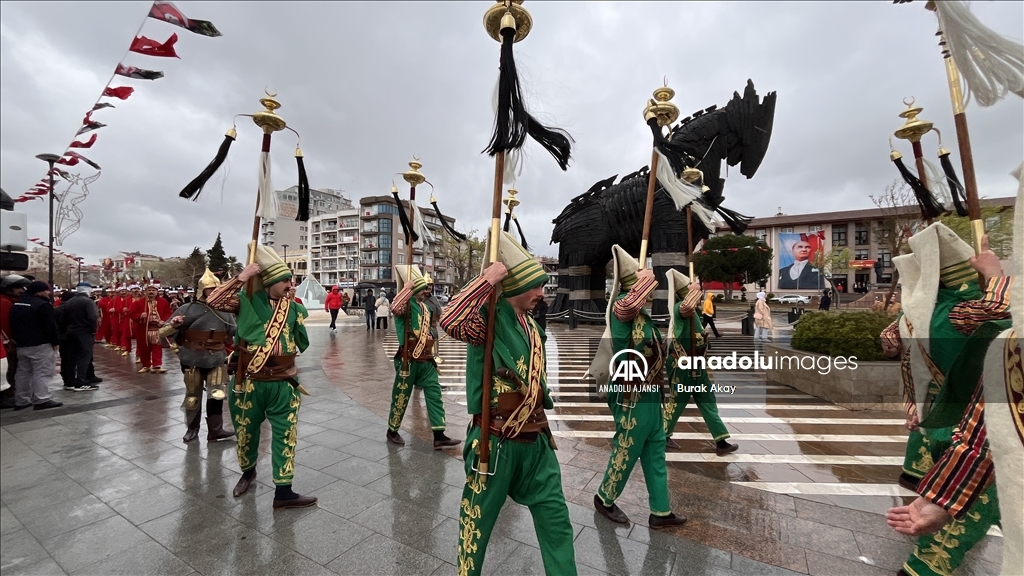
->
xmin=375 ymin=294 xmax=391 ymax=330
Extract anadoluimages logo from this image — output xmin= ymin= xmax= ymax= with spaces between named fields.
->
xmin=609 ymin=349 xmax=648 ymax=383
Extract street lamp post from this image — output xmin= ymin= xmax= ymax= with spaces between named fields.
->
xmin=77 ymin=257 xmax=84 ymax=284
xmin=35 ymin=153 xmax=61 ymax=287
xmin=281 ymin=244 xmax=289 ymax=275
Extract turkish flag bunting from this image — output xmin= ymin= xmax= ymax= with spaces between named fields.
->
xmin=149 ymin=1 xmax=222 ymax=37
xmin=64 ymin=151 xmax=101 ymax=170
xmin=115 ymin=64 xmax=164 ymax=80
xmin=129 ymin=34 xmax=180 ymax=58
xmin=70 ymin=134 xmax=97 ymax=148
xmin=58 ymin=156 xmax=80 ymax=166
xmin=103 ymin=86 xmax=135 ymax=100
xmin=14 ymin=197 xmax=40 ymax=203
xmin=92 ymin=102 xmax=115 ymax=111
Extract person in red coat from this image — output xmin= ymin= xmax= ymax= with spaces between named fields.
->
xmin=110 ymin=286 xmax=126 ymax=352
xmin=120 ymin=285 xmax=140 ymax=357
xmin=324 ymin=285 xmax=343 ymax=331
xmin=96 ymin=289 xmax=112 ymax=345
xmin=130 ymin=282 xmax=171 ymax=373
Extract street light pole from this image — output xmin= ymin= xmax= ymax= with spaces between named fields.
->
xmin=281 ymin=244 xmax=289 ymax=274
xmin=77 ymin=257 xmax=83 ymax=284
xmin=35 ymin=153 xmax=61 ymax=287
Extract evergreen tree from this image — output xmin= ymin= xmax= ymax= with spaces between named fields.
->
xmin=207 ymin=233 xmax=228 ymax=275
xmin=180 ymin=247 xmax=207 ymax=289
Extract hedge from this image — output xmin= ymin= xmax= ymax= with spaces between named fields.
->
xmin=790 ymin=310 xmax=896 ymax=362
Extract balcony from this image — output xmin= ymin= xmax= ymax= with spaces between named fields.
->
xmin=340 ymin=235 xmax=358 ymax=243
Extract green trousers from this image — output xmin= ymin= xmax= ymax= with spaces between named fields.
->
xmin=902 ymin=426 xmax=953 ymax=480
xmin=388 ymin=359 xmax=446 ymax=432
xmin=664 ymin=366 xmax=730 ymax=441
xmin=457 ymin=425 xmax=576 ymax=576
xmin=903 ymin=483 xmax=1001 ymax=576
xmin=229 ymin=378 xmax=301 ymax=485
xmin=597 ymin=392 xmax=671 ymax=515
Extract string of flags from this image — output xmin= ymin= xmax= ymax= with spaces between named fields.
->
xmin=697 ymin=244 xmax=771 ymax=256
xmin=13 ymin=1 xmax=221 ymax=204
xmin=25 ymin=238 xmax=84 ymax=263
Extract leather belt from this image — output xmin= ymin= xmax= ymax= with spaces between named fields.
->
xmin=245 ymin=354 xmax=297 ymax=381
xmin=183 ymin=329 xmax=228 ymax=352
xmin=473 ymin=392 xmax=550 ymax=442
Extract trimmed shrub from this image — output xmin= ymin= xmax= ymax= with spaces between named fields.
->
xmin=790 ymin=310 xmax=896 ymax=362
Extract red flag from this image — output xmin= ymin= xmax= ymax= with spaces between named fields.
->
xmin=115 ymin=64 xmax=164 ymax=80
xmin=92 ymin=102 xmax=115 ymax=111
xmin=64 ymin=151 xmax=101 ymax=170
xmin=103 ymin=86 xmax=135 ymax=100
xmin=14 ymin=197 xmax=40 ymax=203
xmin=149 ymin=1 xmax=222 ymax=37
xmin=58 ymin=156 xmax=80 ymax=166
xmin=129 ymin=34 xmax=180 ymax=58
xmin=70 ymin=134 xmax=97 ymax=148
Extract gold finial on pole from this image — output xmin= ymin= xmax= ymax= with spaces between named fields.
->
xmin=643 ymin=84 xmax=680 ymax=127
xmin=402 ymin=158 xmax=426 ymax=186
xmin=503 ymin=188 xmax=520 ymax=213
xmin=252 ymin=90 xmax=287 ymax=134
xmin=638 ymin=81 xmax=680 ymax=268
xmin=893 ymin=98 xmax=934 ymax=143
xmin=484 ymin=0 xmax=532 ymax=43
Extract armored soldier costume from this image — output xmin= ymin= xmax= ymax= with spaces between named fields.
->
xmin=160 ymin=268 xmax=236 ymax=443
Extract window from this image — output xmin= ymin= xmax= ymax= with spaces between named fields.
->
xmin=397 ymin=254 xmax=405 ymax=264
xmin=755 ymin=229 xmax=767 ymax=241
xmin=379 ymin=218 xmax=392 ymax=233
xmin=879 ymin=250 xmax=892 ymax=267
xmin=397 ymin=238 xmax=404 ymax=250
xmin=379 ymin=235 xmax=392 ymax=249
xmin=855 ymin=249 xmax=870 ymax=260
xmin=379 ymin=267 xmax=392 ymax=280
xmin=379 ymin=250 xmax=392 ymax=265
xmin=809 ymin=225 xmax=823 ymax=232
xmin=855 ymin=223 xmax=869 ymax=245
xmin=832 ymin=225 xmax=847 ymax=246
xmin=780 ymin=227 xmax=794 ymax=234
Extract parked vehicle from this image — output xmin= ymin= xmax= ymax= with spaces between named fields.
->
xmin=771 ymin=294 xmax=810 ymax=305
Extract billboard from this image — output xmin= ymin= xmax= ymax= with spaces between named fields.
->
xmin=777 ymin=230 xmax=827 ymax=290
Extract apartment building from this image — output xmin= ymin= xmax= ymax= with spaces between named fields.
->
xmin=308 ymin=209 xmax=360 ymax=287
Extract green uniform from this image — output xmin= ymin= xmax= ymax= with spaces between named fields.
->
xmin=228 ymin=289 xmax=309 ymax=486
xmin=456 ymin=292 xmax=575 ymax=576
xmin=389 ymin=299 xmax=446 ymax=431
xmin=596 ymin=292 xmax=672 ymax=516
xmin=901 ymin=280 xmax=1000 ymax=575
xmin=664 ymin=307 xmax=730 ymax=441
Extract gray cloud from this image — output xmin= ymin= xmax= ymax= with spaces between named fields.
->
xmin=2 ymin=1 xmax=1020 ymax=265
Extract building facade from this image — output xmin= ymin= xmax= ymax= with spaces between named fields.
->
xmin=308 ymin=209 xmax=360 ymax=288
xmin=716 ymin=197 xmax=1015 ymax=295
xmin=261 ymin=187 xmax=352 ymax=270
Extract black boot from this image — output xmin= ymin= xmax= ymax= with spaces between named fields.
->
xmin=433 ymin=430 xmax=461 ymax=450
xmin=272 ymin=484 xmax=317 ymax=509
xmin=206 ymin=399 xmax=234 ymax=442
xmin=182 ymin=410 xmax=202 ymax=443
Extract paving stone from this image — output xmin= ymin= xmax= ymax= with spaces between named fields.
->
xmin=138 ymin=502 xmax=245 ymax=553
xmin=349 ymin=498 xmax=449 ymax=549
xmin=321 ymin=455 xmax=389 ymax=486
xmin=79 ymin=467 xmax=166 ymax=503
xmin=107 ymin=483 xmax=196 ymax=526
xmin=573 ymin=526 xmax=676 ymax=576
xmin=268 ymin=508 xmax=373 ymax=564
xmin=294 ymin=444 xmax=351 ymax=470
xmin=0 ymin=529 xmax=51 ymax=573
xmin=41 ymin=515 xmax=153 ymax=573
xmin=2 ymin=558 xmax=68 ymax=576
xmin=69 ymin=540 xmax=193 ymax=576
xmin=19 ymin=493 xmax=116 ymax=541
xmin=0 ymin=505 xmax=23 ymax=535
xmin=326 ymin=535 xmax=444 ymax=576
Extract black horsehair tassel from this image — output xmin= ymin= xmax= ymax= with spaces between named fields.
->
xmin=391 ymin=189 xmax=419 ymax=245
xmin=485 ymin=25 xmax=573 ymax=170
xmin=295 ymin=152 xmax=310 ymax=222
xmin=647 ymin=117 xmax=689 ymax=177
xmin=938 ymin=151 xmax=970 ymax=217
xmin=179 ymin=130 xmax=235 ymax=200
xmin=892 ymin=154 xmax=945 ymax=220
xmin=430 ymin=199 xmax=467 ymax=241
xmin=512 ymin=215 xmax=529 ymax=250
xmin=715 ymin=205 xmax=753 ymax=235
xmin=503 ymin=211 xmax=512 ymax=233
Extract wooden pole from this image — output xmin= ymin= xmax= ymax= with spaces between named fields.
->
xmin=477 ymin=151 xmax=506 ymax=481
xmin=400 ymin=186 xmax=418 ymax=378
xmin=638 ymin=149 xmax=660 ymax=268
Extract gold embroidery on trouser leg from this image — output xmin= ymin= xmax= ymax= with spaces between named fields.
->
xmin=233 ymin=378 xmax=254 ymax=470
xmin=458 ymin=437 xmax=489 ymax=576
xmin=389 ymin=375 xmax=410 ymax=431
xmin=279 ymin=391 xmax=301 ymax=481
xmin=600 ymin=411 xmax=637 ymax=503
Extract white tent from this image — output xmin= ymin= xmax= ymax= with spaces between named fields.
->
xmin=295 ymin=276 xmax=327 ymax=308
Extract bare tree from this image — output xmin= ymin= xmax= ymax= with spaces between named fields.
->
xmin=437 ymin=230 xmax=486 ymax=290
xmin=811 ymin=246 xmax=853 ymax=308
xmin=870 ymin=179 xmax=922 ymax=310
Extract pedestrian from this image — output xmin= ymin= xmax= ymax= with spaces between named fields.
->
xmin=130 ymin=282 xmax=171 ymax=373
xmin=753 ymin=291 xmax=773 ymax=341
xmin=375 ymin=291 xmax=390 ymax=330
xmin=532 ymin=295 xmax=548 ymax=332
xmin=325 ymin=286 xmax=343 ymax=332
xmin=363 ymin=289 xmax=376 ymax=331
xmin=1 ymin=274 xmax=31 ymax=407
xmin=819 ymin=289 xmax=832 ymax=311
xmin=10 ymin=281 xmax=63 ymax=411
xmin=701 ymin=291 xmax=721 ymax=337
xmin=341 ymin=291 xmax=350 ymax=313
xmin=56 ymin=282 xmax=101 ymax=391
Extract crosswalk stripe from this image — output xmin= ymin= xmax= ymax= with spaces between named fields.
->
xmin=551 ymin=430 xmax=908 ymax=442
xmin=494 ymin=402 xmax=844 ymax=410
xmin=731 ymin=482 xmax=916 ymax=497
xmin=444 ymin=392 xmax=823 ymax=400
xmin=542 ymin=414 xmax=904 ymax=425
xmin=666 ymin=454 xmax=903 ymax=465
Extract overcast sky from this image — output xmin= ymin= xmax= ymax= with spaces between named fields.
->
xmin=1 ymin=1 xmax=1021 ymax=264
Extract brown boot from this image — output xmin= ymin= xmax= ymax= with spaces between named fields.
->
xmin=182 ymin=411 xmax=202 ymax=443
xmin=207 ymin=414 xmax=235 ymax=442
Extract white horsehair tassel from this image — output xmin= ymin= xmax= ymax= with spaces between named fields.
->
xmin=922 ymin=157 xmax=951 ymax=204
xmin=654 ymin=149 xmax=718 ymax=230
xmin=256 ymin=150 xmax=278 ymax=220
xmin=934 ymin=0 xmax=1024 ymax=107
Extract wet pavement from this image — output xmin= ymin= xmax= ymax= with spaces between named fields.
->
xmin=0 ymin=312 xmax=1002 ymax=575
